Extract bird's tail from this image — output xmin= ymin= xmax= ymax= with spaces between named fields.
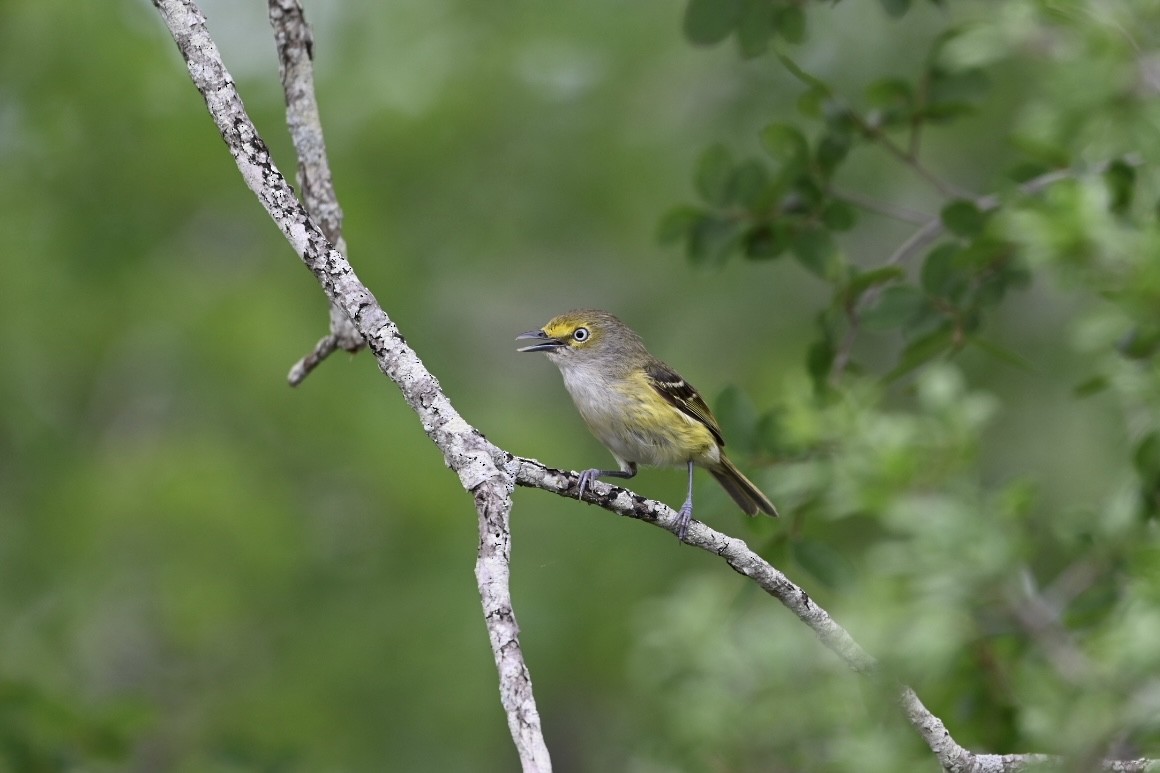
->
xmin=710 ymin=456 xmax=779 ymax=518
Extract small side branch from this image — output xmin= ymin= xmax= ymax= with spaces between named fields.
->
xmin=267 ymin=0 xmax=364 ymax=386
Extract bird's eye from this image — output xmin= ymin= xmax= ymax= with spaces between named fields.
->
xmin=572 ymin=327 xmax=590 ymax=342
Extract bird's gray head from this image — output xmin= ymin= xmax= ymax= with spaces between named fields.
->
xmin=516 ymin=309 xmax=645 ymax=370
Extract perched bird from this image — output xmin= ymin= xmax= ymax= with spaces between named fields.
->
xmin=517 ymin=309 xmax=778 ymax=541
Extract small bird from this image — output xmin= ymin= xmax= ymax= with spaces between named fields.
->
xmin=517 ymin=309 xmax=778 ymax=541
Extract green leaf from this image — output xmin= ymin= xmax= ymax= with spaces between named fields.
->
xmin=806 ymin=336 xmax=835 ymax=393
xmin=737 ymin=0 xmax=774 ymax=57
xmin=715 ymin=385 xmax=760 ymax=454
xmin=683 ymin=0 xmax=741 ymax=45
xmin=860 ymin=285 xmax=930 ymax=332
xmin=791 ymin=539 xmax=855 ymax=589
xmin=1118 ymin=326 xmax=1160 ymax=360
xmin=940 ymin=199 xmax=985 ymax=238
xmin=1006 ymin=161 xmax=1051 ymax=184
xmin=687 ymin=214 xmax=740 ymax=266
xmin=743 ymin=223 xmax=789 ymax=260
xmin=972 ymin=271 xmax=1012 ymax=308
xmin=968 ymin=336 xmax=1035 ymax=372
xmin=878 ymin=0 xmax=912 ymax=17
xmin=791 ymin=226 xmax=843 ymax=280
xmin=776 ymin=52 xmax=830 ymax=92
xmin=815 ymin=132 xmax=851 ymax=178
xmin=796 ymin=86 xmax=829 ymax=119
xmin=695 ymin=144 xmax=734 ymax=206
xmin=925 ymin=26 xmax=969 ymax=67
xmin=884 ymin=326 xmax=954 ymax=382
xmin=821 ymin=200 xmax=857 ymax=231
xmin=917 ymin=102 xmax=978 ymax=123
xmin=840 ymin=266 xmax=905 ymax=306
xmin=865 ymin=77 xmax=914 ymax=111
xmin=772 ymin=5 xmax=806 ymax=44
xmin=1072 ymin=375 xmax=1109 ymax=398
xmin=756 ymin=410 xmax=787 ymax=455
xmin=1135 ymin=432 xmax=1160 ymax=477
xmin=927 ymin=68 xmax=990 ymax=116
xmin=728 ymin=159 xmax=770 ymax=209
xmin=760 ymin=122 xmax=809 ymax=167
xmin=920 ymin=243 xmax=968 ymax=299
xmin=822 ymin=100 xmax=858 ymax=134
xmin=1105 ymin=159 xmax=1136 ymax=216
xmin=955 ymin=235 xmax=1011 ymax=269
xmin=657 ymin=206 xmax=703 ymax=245
xmin=1009 ymin=135 xmax=1071 ymax=168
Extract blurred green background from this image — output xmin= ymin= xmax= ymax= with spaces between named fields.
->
xmin=3 ymin=0 xmax=1160 ymax=771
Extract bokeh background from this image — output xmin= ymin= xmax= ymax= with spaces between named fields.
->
xmin=3 ymin=0 xmax=1160 ymax=771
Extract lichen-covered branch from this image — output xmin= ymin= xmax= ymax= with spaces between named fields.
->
xmin=266 ymin=0 xmax=365 ymax=386
xmin=514 ymin=457 xmax=1159 ymax=773
xmin=151 ymin=1 xmax=550 ymax=769
xmin=150 ymin=2 xmax=1155 ymax=771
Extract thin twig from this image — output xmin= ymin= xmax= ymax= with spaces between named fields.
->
xmin=287 ymin=333 xmax=338 ymax=386
xmin=829 ymin=187 xmax=932 ymax=225
xmin=1011 ymin=567 xmax=1096 ymax=686
xmin=869 ymin=128 xmax=977 ymax=200
xmin=152 ymin=3 xmax=551 ymax=769
xmin=774 ymin=51 xmax=973 ymax=201
xmin=268 ymin=0 xmax=365 ymax=386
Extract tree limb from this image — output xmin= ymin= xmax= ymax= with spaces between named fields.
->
xmin=150 ymin=3 xmax=1157 ymax=771
xmin=267 ymin=0 xmax=365 ymax=385
xmin=151 ymin=1 xmax=550 ymax=769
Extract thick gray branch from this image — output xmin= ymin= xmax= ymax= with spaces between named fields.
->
xmin=151 ymin=1 xmax=550 ymax=769
xmin=267 ymin=0 xmax=365 ymax=385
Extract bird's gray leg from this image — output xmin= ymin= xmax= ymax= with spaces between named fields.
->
xmin=577 ymin=462 xmax=637 ymax=500
xmin=675 ymin=460 xmax=695 ymax=541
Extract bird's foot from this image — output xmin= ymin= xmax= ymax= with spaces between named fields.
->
xmin=576 ymin=469 xmax=601 ymax=500
xmin=675 ymin=498 xmax=694 ymax=542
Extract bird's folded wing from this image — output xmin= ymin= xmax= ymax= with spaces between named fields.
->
xmin=644 ymin=361 xmax=725 ymax=446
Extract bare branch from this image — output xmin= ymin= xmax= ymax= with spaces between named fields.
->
xmin=151 ymin=2 xmax=550 ymax=769
xmin=267 ymin=0 xmax=365 ymax=385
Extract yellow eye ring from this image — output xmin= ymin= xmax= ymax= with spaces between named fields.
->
xmin=572 ymin=327 xmax=590 ymax=342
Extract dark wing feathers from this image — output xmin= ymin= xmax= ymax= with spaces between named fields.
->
xmin=644 ymin=361 xmax=724 ymax=446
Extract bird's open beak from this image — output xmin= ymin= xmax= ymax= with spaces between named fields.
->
xmin=516 ymin=329 xmax=565 ymax=353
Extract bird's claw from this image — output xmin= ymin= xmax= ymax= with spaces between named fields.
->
xmin=675 ymin=500 xmax=693 ymax=542
xmin=576 ymin=469 xmax=599 ymax=500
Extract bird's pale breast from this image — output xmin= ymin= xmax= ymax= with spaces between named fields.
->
xmin=559 ymin=365 xmax=719 ymax=468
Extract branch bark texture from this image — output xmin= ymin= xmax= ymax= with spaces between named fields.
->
xmin=266 ymin=0 xmax=365 ymax=385
xmin=151 ymin=3 xmax=1157 ymax=772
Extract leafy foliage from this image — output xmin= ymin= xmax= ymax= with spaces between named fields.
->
xmin=651 ymin=0 xmax=1160 ymax=768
